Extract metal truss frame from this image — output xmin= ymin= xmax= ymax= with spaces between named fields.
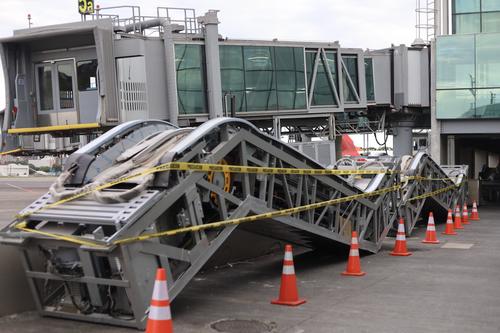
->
xmin=1 ymin=118 xmax=401 ymax=329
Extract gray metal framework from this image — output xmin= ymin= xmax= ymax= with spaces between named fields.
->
xmin=399 ymin=152 xmax=468 ymax=234
xmin=0 ymin=118 xmax=407 ymax=329
xmin=335 ymin=152 xmax=468 ymax=235
xmin=0 ymin=118 xmax=467 ymax=329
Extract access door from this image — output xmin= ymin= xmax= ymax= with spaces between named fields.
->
xmin=35 ymin=59 xmax=78 ymax=126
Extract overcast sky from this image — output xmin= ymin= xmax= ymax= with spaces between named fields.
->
xmin=0 ymin=0 xmax=417 ymax=148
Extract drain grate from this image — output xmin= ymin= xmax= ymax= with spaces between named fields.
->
xmin=210 ymin=319 xmax=275 ymax=333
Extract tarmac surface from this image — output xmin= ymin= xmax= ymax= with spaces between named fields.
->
xmin=1 ymin=177 xmax=500 ymax=332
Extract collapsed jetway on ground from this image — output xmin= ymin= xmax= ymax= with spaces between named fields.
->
xmin=0 ymin=118 xmax=465 ymax=329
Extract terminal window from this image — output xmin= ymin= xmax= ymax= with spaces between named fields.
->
xmin=436 ymin=33 xmax=500 ymax=119
xmin=452 ymin=0 xmax=500 ymax=34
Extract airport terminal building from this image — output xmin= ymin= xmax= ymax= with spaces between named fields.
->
xmin=432 ymin=0 xmax=500 ymax=204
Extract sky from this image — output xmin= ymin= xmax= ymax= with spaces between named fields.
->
xmin=0 ymin=0 xmax=417 ymax=149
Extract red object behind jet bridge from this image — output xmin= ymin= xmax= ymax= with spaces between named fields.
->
xmin=341 ymin=134 xmax=360 ymax=157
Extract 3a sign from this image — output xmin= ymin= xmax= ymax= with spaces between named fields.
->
xmin=78 ymin=0 xmax=95 ymax=15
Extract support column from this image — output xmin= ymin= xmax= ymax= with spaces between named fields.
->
xmin=334 ymin=136 xmax=342 ymax=161
xmin=442 ymin=0 xmax=449 ymax=35
xmin=198 ymin=10 xmax=224 ymax=119
xmin=162 ymin=19 xmax=179 ymax=126
xmin=329 ymin=115 xmax=342 ymax=161
xmin=430 ymin=39 xmax=441 ymax=163
xmin=393 ymin=126 xmax=413 ymax=156
xmin=447 ymin=135 xmax=455 ymax=164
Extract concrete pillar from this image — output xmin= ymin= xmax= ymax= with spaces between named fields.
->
xmin=334 ymin=136 xmax=342 ymax=161
xmin=198 ymin=11 xmax=223 ymax=119
xmin=447 ymin=135 xmax=455 ymax=164
xmin=393 ymin=126 xmax=413 ymax=156
xmin=430 ymin=40 xmax=441 ymax=163
xmin=442 ymin=0 xmax=449 ymax=35
xmin=162 ymin=20 xmax=179 ymax=126
xmin=435 ymin=0 xmax=441 ymax=36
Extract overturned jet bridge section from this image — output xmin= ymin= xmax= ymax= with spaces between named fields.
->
xmin=0 ymin=118 xmax=465 ymax=329
xmin=333 ymin=153 xmax=469 ymax=235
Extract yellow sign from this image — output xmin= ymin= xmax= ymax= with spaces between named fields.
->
xmin=78 ymin=0 xmax=95 ymax=15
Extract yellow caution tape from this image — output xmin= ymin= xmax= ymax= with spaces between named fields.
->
xmin=0 ymin=148 xmax=22 ymax=156
xmin=16 ymin=169 xmax=150 ymax=219
xmin=14 ymin=184 xmax=401 ymax=248
xmin=15 ymin=161 xmax=395 ymax=219
xmin=10 ymin=159 xmax=463 ymax=248
xmin=114 ymin=184 xmax=401 ymax=245
xmin=155 ymin=162 xmax=395 ymax=176
xmin=14 ymin=221 xmax=107 ymax=248
xmin=407 ymin=184 xmax=460 ymax=202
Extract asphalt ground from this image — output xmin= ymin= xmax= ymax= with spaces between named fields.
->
xmin=0 ymin=177 xmax=499 ymax=332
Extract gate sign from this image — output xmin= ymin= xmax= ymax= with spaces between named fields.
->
xmin=78 ymin=0 xmax=95 ymax=15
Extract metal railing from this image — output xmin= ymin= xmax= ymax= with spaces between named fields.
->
xmin=85 ymin=5 xmax=201 ymax=35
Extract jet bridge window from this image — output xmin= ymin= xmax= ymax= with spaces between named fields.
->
xmin=175 ymin=44 xmax=207 ymax=114
xmin=305 ymin=50 xmax=339 ymax=107
xmin=77 ymin=60 xmax=98 ymax=91
xmin=219 ymin=45 xmax=306 ymax=112
xmin=342 ymin=55 xmax=359 ymax=103
xmin=35 ymin=60 xmax=77 ymax=114
xmin=37 ymin=64 xmax=54 ymax=111
xmin=365 ymin=58 xmax=375 ymax=101
xmin=57 ymin=63 xmax=75 ymax=109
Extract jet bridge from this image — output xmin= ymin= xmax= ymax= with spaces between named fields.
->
xmin=0 ymin=118 xmax=465 ymax=329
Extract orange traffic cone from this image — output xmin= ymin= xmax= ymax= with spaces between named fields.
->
xmin=462 ymin=204 xmax=470 ymax=225
xmin=391 ymin=218 xmax=412 ymax=256
xmin=341 ymin=231 xmax=366 ymax=277
xmin=470 ymin=201 xmax=480 ymax=221
xmin=454 ymin=205 xmax=464 ymax=230
xmin=271 ymin=244 xmax=306 ymax=306
xmin=422 ymin=212 xmax=440 ymax=244
xmin=442 ymin=209 xmax=457 ymax=236
xmin=146 ymin=268 xmax=173 ymax=333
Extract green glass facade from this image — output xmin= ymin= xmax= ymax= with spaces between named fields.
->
xmin=452 ymin=0 xmax=500 ymax=34
xmin=305 ymin=50 xmax=338 ymax=106
xmin=175 ymin=44 xmax=363 ymax=114
xmin=436 ymin=33 xmax=500 ymax=119
xmin=342 ymin=55 xmax=359 ymax=103
xmin=219 ymin=45 xmax=306 ymax=112
xmin=364 ymin=58 xmax=375 ymax=101
xmin=175 ymin=44 xmax=207 ymax=114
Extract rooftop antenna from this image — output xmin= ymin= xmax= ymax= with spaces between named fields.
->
xmin=27 ymin=13 xmax=32 ymax=28
xmin=414 ymin=0 xmax=435 ymax=46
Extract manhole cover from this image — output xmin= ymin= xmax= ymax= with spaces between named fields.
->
xmin=211 ymin=319 xmax=275 ymax=333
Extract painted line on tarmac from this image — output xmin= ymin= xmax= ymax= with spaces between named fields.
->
xmin=5 ymin=183 xmax=35 ymax=193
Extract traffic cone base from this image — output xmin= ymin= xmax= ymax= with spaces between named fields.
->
xmin=442 ymin=209 xmax=457 ymax=235
xmin=462 ymin=204 xmax=470 ymax=225
xmin=271 ymin=245 xmax=306 ymax=307
xmin=454 ymin=205 xmax=464 ymax=230
xmin=341 ymin=271 xmax=366 ymax=277
xmin=341 ymin=231 xmax=366 ymax=277
xmin=471 ymin=201 xmax=480 ymax=221
xmin=391 ymin=250 xmax=413 ymax=256
xmin=422 ymin=212 xmax=440 ymax=244
xmin=391 ymin=218 xmax=412 ymax=256
xmin=271 ymin=298 xmax=307 ymax=306
xmin=146 ymin=268 xmax=173 ymax=333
